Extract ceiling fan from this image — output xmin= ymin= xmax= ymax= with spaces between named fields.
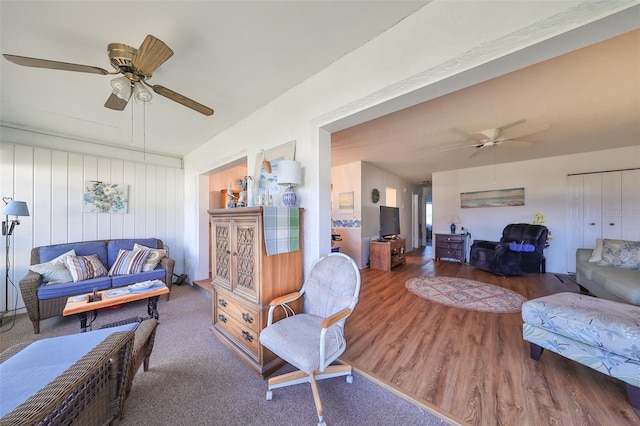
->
xmin=440 ymin=119 xmax=546 ymax=156
xmin=3 ymin=35 xmax=214 ymax=116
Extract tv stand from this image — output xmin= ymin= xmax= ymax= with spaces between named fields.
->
xmin=369 ymin=237 xmax=406 ymax=271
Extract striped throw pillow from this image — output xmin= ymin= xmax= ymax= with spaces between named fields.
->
xmin=108 ymin=249 xmax=151 ymax=276
xmin=64 ymin=254 xmax=109 ymax=282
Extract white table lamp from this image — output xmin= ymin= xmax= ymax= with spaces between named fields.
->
xmin=277 ymin=160 xmax=301 ymax=207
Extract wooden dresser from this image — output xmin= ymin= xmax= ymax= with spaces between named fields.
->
xmin=208 ymin=207 xmax=303 ymax=377
xmin=369 ymin=237 xmax=406 ymax=271
xmin=435 ymin=233 xmax=468 ymax=263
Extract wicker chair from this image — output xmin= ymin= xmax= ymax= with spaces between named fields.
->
xmin=0 ymin=331 xmax=135 ymax=425
xmin=19 ymin=239 xmax=174 ymax=333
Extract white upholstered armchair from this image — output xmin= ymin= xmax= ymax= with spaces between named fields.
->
xmin=259 ymin=252 xmax=361 ymax=426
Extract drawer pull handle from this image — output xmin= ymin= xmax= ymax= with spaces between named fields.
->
xmin=242 ymin=312 xmax=254 ymax=323
xmin=242 ymin=330 xmax=254 ymax=342
xmin=218 ymin=314 xmax=227 ymax=323
xmin=218 ymin=298 xmax=228 ymax=307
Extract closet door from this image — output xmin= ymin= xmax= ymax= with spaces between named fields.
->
xmin=566 ymin=175 xmax=585 ymax=272
xmin=583 ymin=173 xmax=602 ymax=248
xmin=621 ymin=169 xmax=640 ymax=241
xmin=601 ymin=172 xmax=622 ymax=239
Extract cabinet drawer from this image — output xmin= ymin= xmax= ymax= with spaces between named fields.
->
xmin=216 ymin=314 xmax=260 ymax=356
xmin=215 ymin=294 xmax=259 ymax=333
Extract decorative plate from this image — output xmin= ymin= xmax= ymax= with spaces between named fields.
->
xmin=371 ymin=188 xmax=380 ymax=203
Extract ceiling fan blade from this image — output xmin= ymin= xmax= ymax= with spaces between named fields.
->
xmin=501 ymin=139 xmax=533 ymax=148
xmin=132 ymin=35 xmax=174 ymax=76
xmin=498 ymin=118 xmax=527 ymax=131
xmin=505 ymin=123 xmax=550 ymax=140
xmin=104 ymin=93 xmax=129 ymax=111
xmin=3 ymin=54 xmax=109 ymax=75
xmin=151 ymin=84 xmax=214 ymax=116
xmin=439 ymin=142 xmax=481 ymax=153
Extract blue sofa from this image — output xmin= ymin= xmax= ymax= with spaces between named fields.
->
xmin=19 ymin=238 xmax=175 ymax=333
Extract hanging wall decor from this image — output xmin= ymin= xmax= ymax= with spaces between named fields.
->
xmin=371 ymin=188 xmax=380 ymax=203
xmin=338 ymin=191 xmax=354 ymax=213
xmin=460 ymin=187 xmax=524 ymax=208
xmin=84 ymin=181 xmax=129 ymax=213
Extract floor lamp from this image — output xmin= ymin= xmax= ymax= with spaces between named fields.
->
xmin=2 ymin=197 xmax=30 ymax=318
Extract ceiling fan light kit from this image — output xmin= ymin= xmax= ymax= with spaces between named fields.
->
xmin=110 ymin=76 xmax=132 ymax=101
xmin=133 ymin=82 xmax=152 ymax=103
xmin=3 ymin=35 xmax=214 ymax=116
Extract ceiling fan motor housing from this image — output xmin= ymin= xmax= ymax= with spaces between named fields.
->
xmin=107 ymin=43 xmax=138 ymax=73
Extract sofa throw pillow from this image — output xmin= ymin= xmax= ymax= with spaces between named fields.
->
xmin=109 ymin=249 xmax=150 ymax=276
xmin=133 ymin=243 xmax=167 ymax=272
xmin=64 ymin=254 xmax=108 ymax=282
xmin=588 ymin=238 xmax=604 ymax=262
xmin=30 ymin=249 xmax=76 ymax=285
xmin=598 ymin=239 xmax=640 ymax=269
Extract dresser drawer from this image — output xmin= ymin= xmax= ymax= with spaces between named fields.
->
xmin=214 ymin=293 xmax=259 ymax=333
xmin=436 ymin=234 xmax=464 ymax=243
xmin=216 ymin=314 xmax=260 ymax=356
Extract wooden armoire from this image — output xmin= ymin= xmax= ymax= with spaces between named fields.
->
xmin=207 ymin=206 xmax=303 ymax=377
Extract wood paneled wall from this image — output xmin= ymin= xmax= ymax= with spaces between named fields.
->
xmin=0 ymin=143 xmax=184 ymax=312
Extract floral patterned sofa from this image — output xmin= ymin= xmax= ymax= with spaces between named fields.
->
xmin=522 ymin=292 xmax=640 ymax=413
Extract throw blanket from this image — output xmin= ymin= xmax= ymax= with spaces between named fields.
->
xmin=263 ymin=206 xmax=300 ymax=256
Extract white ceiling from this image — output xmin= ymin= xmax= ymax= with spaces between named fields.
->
xmin=0 ymin=1 xmax=426 ymax=158
xmin=332 ymin=28 xmax=640 ymax=184
xmin=1 ymin=1 xmax=639 ymax=185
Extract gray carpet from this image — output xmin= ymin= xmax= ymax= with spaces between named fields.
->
xmin=0 ymin=284 xmax=447 ymax=426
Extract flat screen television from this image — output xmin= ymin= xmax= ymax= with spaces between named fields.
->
xmin=379 ymin=206 xmax=400 ymax=239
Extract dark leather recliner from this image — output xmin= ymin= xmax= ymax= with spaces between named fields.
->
xmin=470 ymin=223 xmax=549 ymax=276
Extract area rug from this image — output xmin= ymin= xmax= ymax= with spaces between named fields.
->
xmin=405 ymin=276 xmax=526 ymax=313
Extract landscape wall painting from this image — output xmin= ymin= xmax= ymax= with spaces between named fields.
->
xmin=460 ymin=187 xmax=525 ymax=209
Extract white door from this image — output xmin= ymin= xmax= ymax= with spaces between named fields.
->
xmin=621 ymin=169 xmax=640 ymax=241
xmin=412 ymin=194 xmax=419 ymax=248
xmin=566 ymin=169 xmax=640 ymax=272
xmin=602 ymin=171 xmax=622 ymax=239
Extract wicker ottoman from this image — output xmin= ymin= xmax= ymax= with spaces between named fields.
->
xmin=522 ymin=292 xmax=640 ymax=412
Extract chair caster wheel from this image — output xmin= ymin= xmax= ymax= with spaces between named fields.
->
xmin=346 ymin=375 xmax=353 ymax=384
xmin=266 ymin=390 xmax=272 ymax=401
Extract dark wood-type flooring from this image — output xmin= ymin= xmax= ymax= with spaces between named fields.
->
xmin=341 ymin=245 xmax=639 ymax=425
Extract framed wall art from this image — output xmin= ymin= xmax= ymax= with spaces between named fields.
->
xmin=338 ymin=191 xmax=354 ymax=213
xmin=460 ymin=187 xmax=525 ymax=208
xmin=84 ymin=181 xmax=129 ymax=213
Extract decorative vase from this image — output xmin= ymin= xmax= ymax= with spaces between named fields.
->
xmin=450 ymin=223 xmax=456 ymax=234
xmin=247 ymin=182 xmax=254 ymax=207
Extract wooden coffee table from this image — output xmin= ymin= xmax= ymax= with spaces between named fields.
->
xmin=63 ymin=281 xmax=169 ymax=332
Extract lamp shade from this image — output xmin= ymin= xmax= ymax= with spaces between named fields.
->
xmin=133 ymin=82 xmax=152 ymax=103
xmin=277 ymin=160 xmax=301 ymax=186
xmin=2 ymin=200 xmax=29 ymax=217
xmin=110 ymin=76 xmax=132 ymax=101
xmin=448 ymin=214 xmax=460 ymax=224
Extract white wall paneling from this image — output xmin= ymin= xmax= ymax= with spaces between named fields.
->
xmin=0 ymin=142 xmax=185 ymax=315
